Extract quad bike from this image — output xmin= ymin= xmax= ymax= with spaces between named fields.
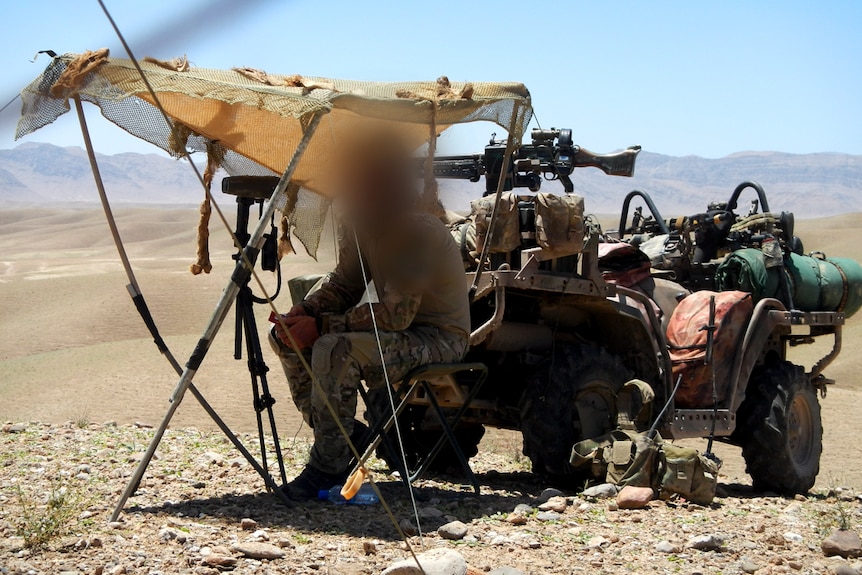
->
xmin=291 ymin=130 xmax=856 ymax=495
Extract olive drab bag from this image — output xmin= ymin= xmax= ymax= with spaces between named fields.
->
xmin=470 ymin=192 xmax=521 ymax=254
xmin=569 ymin=377 xmax=720 ymax=505
xmin=657 ymin=443 xmax=720 ymax=506
xmin=534 ymin=192 xmax=585 ymax=255
xmin=569 ymin=379 xmax=656 ymax=483
xmin=571 ymin=432 xmax=720 ymax=505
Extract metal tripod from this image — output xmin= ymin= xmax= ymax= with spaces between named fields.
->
xmin=231 ymin=195 xmax=287 ymax=488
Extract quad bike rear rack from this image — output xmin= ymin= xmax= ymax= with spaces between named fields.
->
xmin=667 ymin=307 xmax=843 ymax=439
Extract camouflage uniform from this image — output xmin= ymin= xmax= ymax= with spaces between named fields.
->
xmin=270 ymin=212 xmax=470 ymax=476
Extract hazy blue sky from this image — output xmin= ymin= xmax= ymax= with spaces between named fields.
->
xmin=0 ymin=0 xmax=859 ymax=158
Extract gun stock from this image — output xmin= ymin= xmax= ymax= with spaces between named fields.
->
xmin=574 ymin=145 xmax=642 ymax=177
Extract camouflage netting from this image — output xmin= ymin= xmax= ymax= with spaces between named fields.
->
xmin=15 ymin=51 xmax=532 ymax=262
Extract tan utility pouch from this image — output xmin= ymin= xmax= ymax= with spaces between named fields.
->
xmin=658 ymin=443 xmax=719 ymax=505
xmin=534 ymin=193 xmax=585 ymax=255
xmin=471 ymin=193 xmax=520 ymax=254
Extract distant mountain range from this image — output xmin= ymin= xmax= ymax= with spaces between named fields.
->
xmin=2 ymin=142 xmax=861 ymax=217
xmin=0 ymin=142 xmax=205 ymax=205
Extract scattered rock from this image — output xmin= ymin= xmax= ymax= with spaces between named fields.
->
xmin=202 ymin=451 xmax=224 ymax=466
xmin=616 ymin=485 xmax=654 ymax=509
xmin=3 ymin=423 xmax=26 ymax=433
xmin=240 ymin=518 xmax=258 ymax=531
xmin=823 ymin=530 xmax=862 ymax=559
xmin=438 ymin=521 xmax=468 ymax=541
xmin=381 ymin=548 xmax=467 ymax=575
xmin=784 ymin=532 xmax=804 ymax=544
xmin=783 ymin=501 xmax=804 ymax=515
xmin=582 ymin=483 xmax=618 ymax=499
xmin=537 ymin=496 xmax=567 ymax=513
xmin=689 ymin=534 xmax=724 ymax=551
xmin=740 ymin=557 xmax=761 ymax=573
xmin=489 ymin=535 xmax=512 ymax=546
xmin=489 ymin=568 xmax=526 ymax=575
xmin=655 ymin=540 xmax=681 ymax=554
xmin=418 ymin=507 xmax=445 ymax=520
xmin=506 ymin=513 xmax=528 ymax=526
xmin=399 ymin=519 xmax=418 ymax=536
xmin=158 ymin=527 xmax=178 ymax=541
xmin=513 ymin=503 xmax=534 ymax=515
xmin=536 ymin=511 xmax=561 ymax=522
xmin=203 ymin=555 xmax=237 ymax=568
xmin=230 ymin=541 xmax=285 ymax=560
xmin=829 ymin=564 xmax=859 ymax=575
xmin=788 ymin=560 xmax=803 ymax=570
xmin=587 ymin=536 xmax=610 ymax=549
xmin=536 ymin=488 xmax=563 ymax=503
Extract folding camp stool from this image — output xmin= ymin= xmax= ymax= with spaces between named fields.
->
xmin=357 ymin=362 xmax=488 ymax=494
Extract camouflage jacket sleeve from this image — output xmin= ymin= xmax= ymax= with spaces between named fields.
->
xmin=302 ymin=229 xmax=365 ymax=316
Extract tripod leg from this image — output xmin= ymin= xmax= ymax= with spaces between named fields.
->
xmin=238 ymin=289 xmax=272 ymax=487
xmin=241 ymin=294 xmax=288 ymax=485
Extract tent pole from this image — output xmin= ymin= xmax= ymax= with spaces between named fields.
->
xmin=73 ymin=96 xmax=185 ymax=372
xmin=105 ymin=110 xmax=325 ymax=521
xmin=75 ymin=95 xmax=292 ymax=512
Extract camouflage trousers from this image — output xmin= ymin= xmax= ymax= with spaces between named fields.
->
xmin=269 ymin=326 xmax=467 ymax=476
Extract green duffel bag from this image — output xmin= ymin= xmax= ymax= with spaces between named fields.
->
xmin=717 ymin=249 xmax=862 ymax=318
xmin=786 ymin=254 xmax=862 ymax=317
xmin=826 ymin=257 xmax=862 ymax=318
xmin=715 ymin=248 xmax=781 ymax=302
xmin=784 ymin=253 xmax=822 ymax=311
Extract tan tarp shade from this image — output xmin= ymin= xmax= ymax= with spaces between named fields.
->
xmin=16 ymin=53 xmax=533 ymax=197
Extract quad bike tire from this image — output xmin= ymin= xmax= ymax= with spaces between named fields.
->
xmin=363 ymin=387 xmax=485 ymax=474
xmin=739 ymin=361 xmax=822 ymax=495
xmin=520 ymin=344 xmax=632 ymax=486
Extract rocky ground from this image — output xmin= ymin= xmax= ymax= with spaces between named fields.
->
xmin=1 ymin=421 xmax=861 ymax=575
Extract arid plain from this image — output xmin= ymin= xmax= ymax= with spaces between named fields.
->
xmin=1 ymin=205 xmax=861 ymax=488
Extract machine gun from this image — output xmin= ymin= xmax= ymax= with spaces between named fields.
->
xmin=429 ymin=128 xmax=641 ymax=195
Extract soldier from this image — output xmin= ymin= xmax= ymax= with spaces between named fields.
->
xmin=269 ymin=127 xmax=471 ymax=500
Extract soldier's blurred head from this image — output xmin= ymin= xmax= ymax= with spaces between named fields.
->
xmin=334 ymin=122 xmax=418 ymax=229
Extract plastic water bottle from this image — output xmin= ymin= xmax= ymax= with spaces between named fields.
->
xmin=318 ymin=484 xmax=379 ymax=505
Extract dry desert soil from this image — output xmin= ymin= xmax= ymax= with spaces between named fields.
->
xmin=1 ymin=205 xmax=862 ymax=575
